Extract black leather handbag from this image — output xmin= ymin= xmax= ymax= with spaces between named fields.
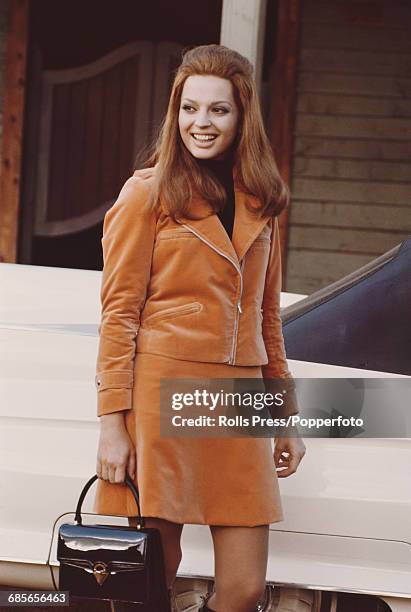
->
xmin=57 ymin=474 xmax=170 ymax=610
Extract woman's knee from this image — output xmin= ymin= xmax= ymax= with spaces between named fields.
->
xmin=216 ymin=576 xmax=265 ymax=610
xmin=209 ymin=524 xmax=268 ymax=610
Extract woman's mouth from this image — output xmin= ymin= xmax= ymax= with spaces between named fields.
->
xmin=191 ymin=133 xmax=218 ymax=143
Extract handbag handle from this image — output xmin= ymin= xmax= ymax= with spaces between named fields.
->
xmin=74 ymin=474 xmax=145 ymax=528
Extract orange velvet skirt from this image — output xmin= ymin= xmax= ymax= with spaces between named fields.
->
xmin=92 ymin=352 xmax=284 ymax=526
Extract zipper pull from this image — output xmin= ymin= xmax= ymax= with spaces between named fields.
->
xmin=237 ymin=301 xmax=243 ymax=314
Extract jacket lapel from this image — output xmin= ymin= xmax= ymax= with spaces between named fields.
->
xmin=174 ymin=170 xmax=270 ymax=266
xmin=232 ymin=187 xmax=271 ymax=262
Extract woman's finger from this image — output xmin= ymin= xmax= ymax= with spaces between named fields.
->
xmin=274 ymin=447 xmax=286 ymax=464
xmin=101 ymin=463 xmax=109 ymax=481
xmin=128 ymin=450 xmax=136 ymax=481
xmin=115 ymin=465 xmax=126 ymax=484
xmin=276 ymin=453 xmax=302 ymax=477
xmin=274 ymin=450 xmax=289 ymax=466
xmin=277 ymin=456 xmax=290 ymax=464
xmin=276 ymin=452 xmax=290 ymax=461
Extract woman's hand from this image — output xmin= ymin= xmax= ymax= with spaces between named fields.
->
xmin=274 ymin=431 xmax=306 ymax=477
xmin=96 ymin=412 xmax=136 ymax=483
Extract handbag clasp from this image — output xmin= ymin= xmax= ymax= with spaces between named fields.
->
xmin=93 ymin=561 xmax=109 ymax=586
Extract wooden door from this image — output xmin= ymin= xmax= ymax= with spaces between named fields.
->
xmin=19 ymin=41 xmax=183 ymax=268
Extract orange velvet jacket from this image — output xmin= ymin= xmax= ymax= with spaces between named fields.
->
xmin=95 ymin=167 xmax=298 ymax=418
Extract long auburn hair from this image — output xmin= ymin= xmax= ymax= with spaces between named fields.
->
xmin=141 ymin=44 xmax=290 ymax=220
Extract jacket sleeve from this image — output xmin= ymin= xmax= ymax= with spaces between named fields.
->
xmin=261 ymin=217 xmax=299 ymax=418
xmin=95 ymin=176 xmax=157 ymax=417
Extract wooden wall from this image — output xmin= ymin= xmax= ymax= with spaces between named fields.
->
xmin=0 ymin=0 xmax=10 ymax=158
xmin=286 ymin=0 xmax=411 ymax=294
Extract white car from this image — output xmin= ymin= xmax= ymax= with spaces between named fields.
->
xmin=0 ymin=240 xmax=410 ymax=612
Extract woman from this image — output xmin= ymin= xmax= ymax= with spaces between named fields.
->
xmin=94 ymin=44 xmax=306 ymax=612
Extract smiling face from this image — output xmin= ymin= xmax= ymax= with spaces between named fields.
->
xmin=178 ymin=74 xmax=240 ymax=160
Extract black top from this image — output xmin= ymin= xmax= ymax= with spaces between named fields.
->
xmin=197 ymin=153 xmax=235 ymax=241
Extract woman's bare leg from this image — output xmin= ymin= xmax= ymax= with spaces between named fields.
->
xmin=128 ymin=516 xmax=184 ymax=590
xmin=206 ymin=524 xmax=269 ymax=612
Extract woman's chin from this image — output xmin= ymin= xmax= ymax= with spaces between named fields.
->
xmin=188 ymin=145 xmax=228 ymax=160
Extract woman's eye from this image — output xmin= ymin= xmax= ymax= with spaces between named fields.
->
xmin=182 ymin=104 xmax=195 ymax=112
xmin=213 ymin=107 xmax=228 ymax=114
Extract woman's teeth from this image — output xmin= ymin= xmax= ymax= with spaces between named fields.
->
xmin=192 ymin=134 xmax=217 ymax=141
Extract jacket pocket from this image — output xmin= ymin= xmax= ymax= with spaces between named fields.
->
xmin=143 ymin=302 xmax=203 ymax=326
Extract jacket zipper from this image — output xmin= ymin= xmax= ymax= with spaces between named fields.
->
xmin=179 ymin=223 xmax=244 ymax=364
xmin=229 ymin=257 xmax=245 ymax=364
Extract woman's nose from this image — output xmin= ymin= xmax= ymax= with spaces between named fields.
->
xmin=195 ymin=113 xmax=212 ymax=128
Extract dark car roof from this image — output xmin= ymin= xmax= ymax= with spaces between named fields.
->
xmin=281 ymin=237 xmax=411 ymax=375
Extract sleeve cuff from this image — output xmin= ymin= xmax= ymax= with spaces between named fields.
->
xmin=95 ymin=370 xmax=134 ymax=417
xmin=97 ymin=388 xmax=133 ymax=417
xmin=263 ymin=376 xmax=300 ymax=418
